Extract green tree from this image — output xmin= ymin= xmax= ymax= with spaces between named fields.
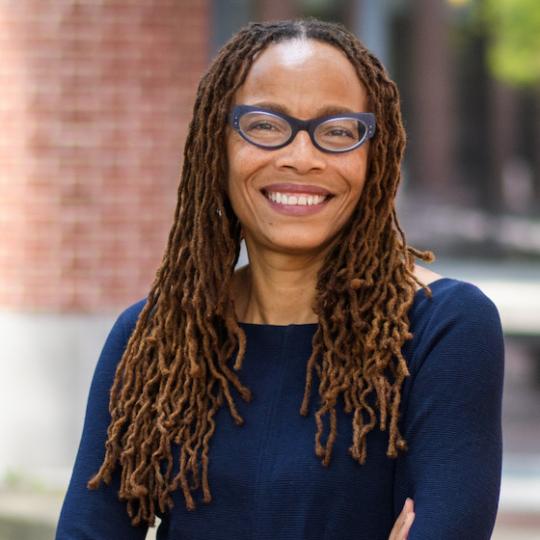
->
xmin=483 ymin=0 xmax=540 ymax=86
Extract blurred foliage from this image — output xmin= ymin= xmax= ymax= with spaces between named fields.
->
xmin=1 ymin=468 xmax=47 ymax=492
xmin=481 ymin=0 xmax=540 ymax=86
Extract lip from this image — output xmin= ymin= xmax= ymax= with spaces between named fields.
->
xmin=261 ymin=183 xmax=334 ymax=196
xmin=259 ymin=186 xmax=332 ymax=217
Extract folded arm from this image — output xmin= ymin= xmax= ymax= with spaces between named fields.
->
xmin=393 ymin=284 xmax=504 ymax=539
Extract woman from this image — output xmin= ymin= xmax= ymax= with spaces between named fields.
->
xmin=56 ymin=19 xmax=504 ymax=540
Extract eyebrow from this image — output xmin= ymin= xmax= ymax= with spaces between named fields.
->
xmin=248 ymin=101 xmax=357 ymax=117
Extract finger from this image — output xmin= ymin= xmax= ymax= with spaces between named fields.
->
xmin=403 ymin=497 xmax=414 ymax=514
xmin=397 ymin=498 xmax=412 ymax=529
xmin=399 ymin=511 xmax=415 ymax=540
xmin=396 ymin=500 xmax=409 ymax=528
xmin=389 ymin=500 xmax=411 ymax=539
xmin=388 ymin=511 xmax=403 ymax=539
xmin=390 ymin=498 xmax=415 ymax=537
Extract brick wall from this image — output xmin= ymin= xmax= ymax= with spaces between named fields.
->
xmin=0 ymin=0 xmax=209 ymax=312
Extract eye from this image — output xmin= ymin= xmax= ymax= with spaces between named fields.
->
xmin=239 ymin=112 xmax=291 ymax=144
xmin=321 ymin=126 xmax=356 ymax=139
xmin=316 ymin=118 xmax=362 ymax=145
xmin=246 ymin=120 xmax=281 ymax=132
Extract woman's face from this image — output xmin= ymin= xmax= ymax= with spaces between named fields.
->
xmin=226 ymin=39 xmax=370 ymax=256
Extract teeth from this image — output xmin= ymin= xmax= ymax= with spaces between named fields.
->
xmin=266 ymin=191 xmax=327 ymax=206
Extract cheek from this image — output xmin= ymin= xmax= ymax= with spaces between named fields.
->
xmin=226 ymin=136 xmax=270 ymax=198
xmin=226 ymin=141 xmax=256 ymax=220
xmin=226 ymin=138 xmax=244 ymax=200
xmin=227 ymin=135 xmax=251 ymax=182
xmin=342 ymin=155 xmax=369 ymax=195
xmin=226 ymin=166 xmax=243 ymax=218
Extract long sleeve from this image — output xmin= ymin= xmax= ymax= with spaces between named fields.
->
xmin=393 ymin=282 xmax=505 ymax=539
xmin=56 ymin=301 xmax=148 ymax=539
xmin=56 ymin=279 xmax=504 ymax=540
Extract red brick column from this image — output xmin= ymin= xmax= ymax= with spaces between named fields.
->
xmin=0 ymin=0 xmax=209 ymax=312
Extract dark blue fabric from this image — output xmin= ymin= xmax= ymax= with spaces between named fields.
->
xmin=56 ymin=277 xmax=504 ymax=539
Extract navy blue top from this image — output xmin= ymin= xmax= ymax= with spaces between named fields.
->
xmin=56 ymin=278 xmax=504 ymax=539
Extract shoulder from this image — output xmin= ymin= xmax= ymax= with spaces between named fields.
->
xmin=115 ymin=297 xmax=148 ymax=335
xmin=406 ymin=275 xmax=504 ymax=376
xmin=86 ymin=298 xmax=148 ymax=408
xmin=97 ymin=298 xmax=147 ymax=368
xmin=411 ymin=264 xmax=501 ymax=324
xmin=413 ymin=275 xmax=501 ymax=321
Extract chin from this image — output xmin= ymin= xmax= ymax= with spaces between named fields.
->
xmin=261 ymin=230 xmax=338 ymax=255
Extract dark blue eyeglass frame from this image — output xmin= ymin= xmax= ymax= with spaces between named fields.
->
xmin=229 ymin=104 xmax=376 ymax=154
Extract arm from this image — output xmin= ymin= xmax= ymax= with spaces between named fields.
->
xmin=393 ymin=283 xmax=504 ymax=539
xmin=56 ymin=301 xmax=149 ymax=539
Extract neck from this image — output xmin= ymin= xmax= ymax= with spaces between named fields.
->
xmin=232 ymin=244 xmax=328 ymax=325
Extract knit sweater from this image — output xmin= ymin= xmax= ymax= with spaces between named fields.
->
xmin=56 ymin=277 xmax=505 ymax=539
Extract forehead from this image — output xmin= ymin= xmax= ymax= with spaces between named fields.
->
xmin=233 ymin=39 xmax=368 ymax=114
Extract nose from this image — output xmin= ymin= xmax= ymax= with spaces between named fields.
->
xmin=274 ymin=129 xmax=326 ymax=174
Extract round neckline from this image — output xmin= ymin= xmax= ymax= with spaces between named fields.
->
xmin=237 ymin=277 xmax=452 ymax=329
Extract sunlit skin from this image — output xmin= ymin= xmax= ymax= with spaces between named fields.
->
xmin=227 ymin=39 xmax=440 ymax=327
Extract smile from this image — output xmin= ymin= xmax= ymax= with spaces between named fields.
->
xmin=263 ymin=190 xmax=329 ymax=206
xmin=259 ymin=185 xmax=334 ymax=217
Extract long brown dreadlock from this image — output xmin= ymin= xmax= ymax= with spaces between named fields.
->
xmin=88 ymin=18 xmax=435 ymax=526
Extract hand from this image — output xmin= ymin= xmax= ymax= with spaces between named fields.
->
xmin=388 ymin=498 xmax=415 ymax=540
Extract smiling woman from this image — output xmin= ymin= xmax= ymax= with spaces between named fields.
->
xmin=56 ymin=18 xmax=504 ymax=540
xmin=227 ymin=39 xmax=371 ymax=264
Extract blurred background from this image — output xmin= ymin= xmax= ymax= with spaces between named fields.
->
xmin=0 ymin=0 xmax=538 ymax=538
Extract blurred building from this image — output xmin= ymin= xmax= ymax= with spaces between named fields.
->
xmin=0 ymin=0 xmax=210 ymax=486
xmin=0 ymin=1 xmax=539 ymax=538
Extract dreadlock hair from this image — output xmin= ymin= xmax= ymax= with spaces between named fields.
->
xmin=88 ymin=18 xmax=435 ymax=526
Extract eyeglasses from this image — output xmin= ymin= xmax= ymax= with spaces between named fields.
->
xmin=229 ymin=105 xmax=376 ymax=154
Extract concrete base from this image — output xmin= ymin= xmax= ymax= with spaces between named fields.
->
xmin=0 ymin=309 xmax=118 ymax=487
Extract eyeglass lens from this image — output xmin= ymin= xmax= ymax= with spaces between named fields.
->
xmin=239 ymin=112 xmax=292 ymax=146
xmin=238 ymin=111 xmax=366 ymax=151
